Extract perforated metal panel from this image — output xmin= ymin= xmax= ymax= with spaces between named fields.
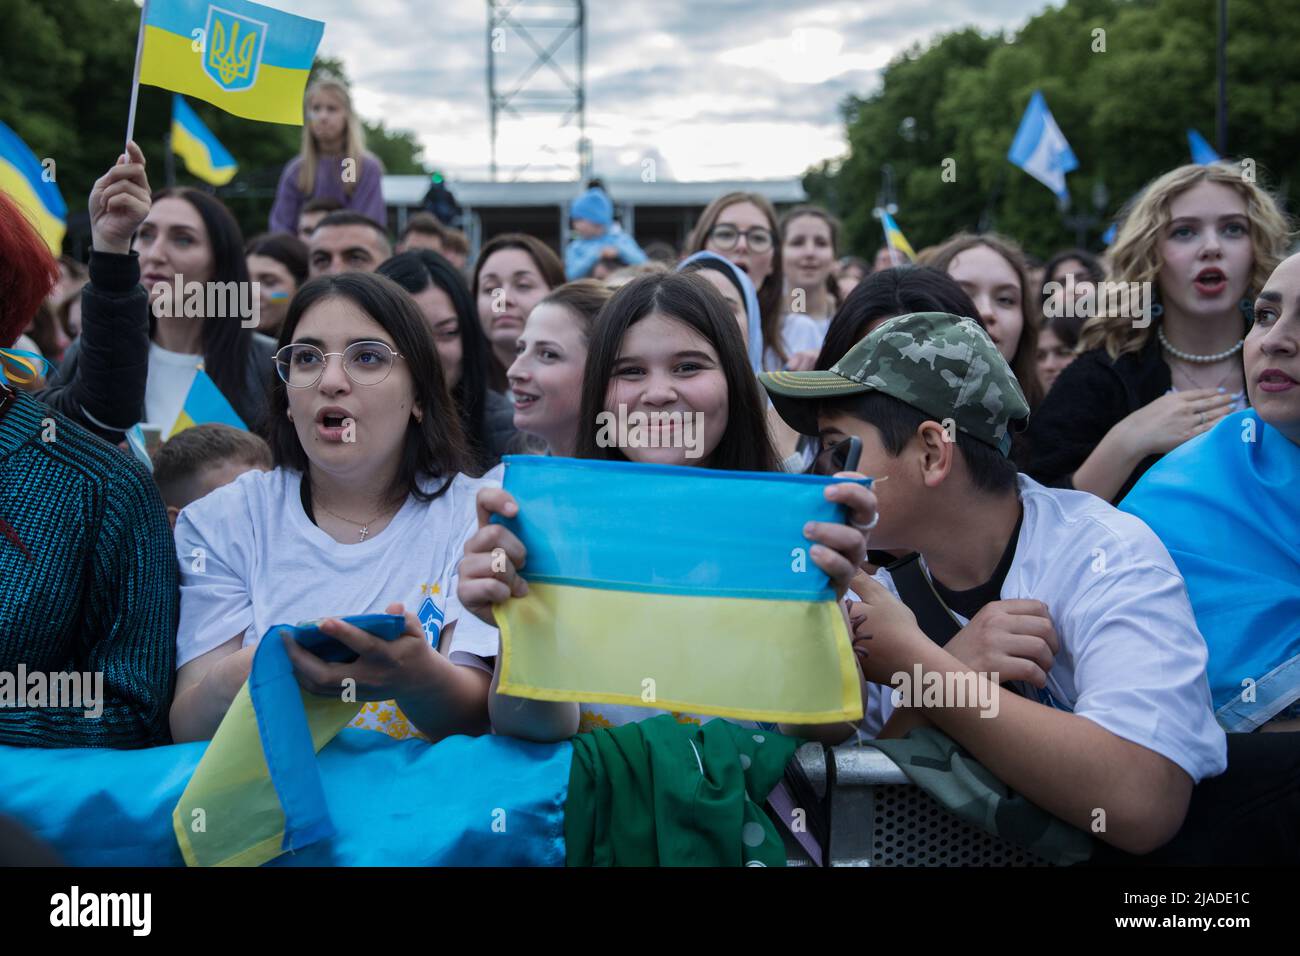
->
xmin=813 ymin=745 xmax=1055 ymax=867
xmin=866 ymin=783 xmax=1052 ymax=867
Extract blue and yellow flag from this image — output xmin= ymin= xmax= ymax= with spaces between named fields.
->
xmin=167 ymin=366 xmax=247 ymax=438
xmin=171 ymin=95 xmax=238 ymax=185
xmin=880 ymin=210 xmax=916 ymax=263
xmin=139 ymin=0 xmax=325 ymax=126
xmin=494 ymin=456 xmax=866 ymax=724
xmin=0 ymin=120 xmax=66 ymax=253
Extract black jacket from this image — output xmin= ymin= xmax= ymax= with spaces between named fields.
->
xmin=1023 ymin=333 xmax=1173 ymax=503
xmin=34 ymin=251 xmax=149 ymax=443
xmin=47 ymin=255 xmax=278 ymax=438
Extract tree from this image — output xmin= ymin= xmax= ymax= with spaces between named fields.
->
xmin=810 ymin=0 xmax=1300 ymax=260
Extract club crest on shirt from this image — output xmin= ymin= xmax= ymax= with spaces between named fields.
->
xmin=417 ymin=593 xmax=445 ymax=645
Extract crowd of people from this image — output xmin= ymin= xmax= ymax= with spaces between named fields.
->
xmin=1 ymin=73 xmax=1298 ymax=865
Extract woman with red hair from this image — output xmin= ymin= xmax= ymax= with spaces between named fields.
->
xmin=1 ymin=143 xmax=179 ymax=748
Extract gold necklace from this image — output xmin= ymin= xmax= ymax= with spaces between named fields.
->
xmin=314 ymin=498 xmax=398 ymax=542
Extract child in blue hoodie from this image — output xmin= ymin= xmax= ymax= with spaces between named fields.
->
xmin=564 ymin=187 xmax=647 ymax=280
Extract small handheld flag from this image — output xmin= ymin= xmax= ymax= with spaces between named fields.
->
xmin=879 ymin=210 xmax=916 ymax=264
xmin=167 ymin=366 xmax=247 ymax=438
xmin=1187 ymin=129 xmax=1221 ymax=165
xmin=171 ymin=95 xmax=238 ymax=185
xmin=493 ymin=456 xmax=866 ymax=724
xmin=133 ymin=0 xmax=325 ymax=128
xmin=1007 ymin=91 xmax=1078 ymax=203
xmin=0 ymin=120 xmax=67 ymax=253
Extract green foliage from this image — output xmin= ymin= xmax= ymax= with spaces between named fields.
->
xmin=810 ymin=0 xmax=1300 ymax=260
xmin=0 ymin=1 xmax=424 ymax=250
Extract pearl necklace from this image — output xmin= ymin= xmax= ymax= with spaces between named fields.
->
xmin=1157 ymin=326 xmax=1244 ymax=364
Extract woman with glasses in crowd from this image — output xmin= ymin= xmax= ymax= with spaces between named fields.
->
xmin=168 ymin=272 xmax=497 ymax=744
xmin=685 ymin=192 xmax=800 ymax=372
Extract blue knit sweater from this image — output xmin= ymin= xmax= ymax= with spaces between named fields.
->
xmin=0 ymin=388 xmax=178 ymax=747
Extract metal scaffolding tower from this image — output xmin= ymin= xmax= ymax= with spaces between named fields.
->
xmin=486 ymin=0 xmax=588 ymax=182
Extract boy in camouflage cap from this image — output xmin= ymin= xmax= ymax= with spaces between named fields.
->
xmin=762 ymin=311 xmax=1029 ymax=455
xmin=760 ymin=311 xmax=1227 ymax=859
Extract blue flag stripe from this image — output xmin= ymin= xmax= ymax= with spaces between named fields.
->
xmin=494 ymin=455 xmax=868 ymax=600
xmin=145 ymin=0 xmax=325 ymax=71
xmin=0 ymin=120 xmax=67 ymax=219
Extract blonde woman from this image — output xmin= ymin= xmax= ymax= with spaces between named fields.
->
xmin=269 ymin=75 xmax=385 ymax=235
xmin=1026 ymin=163 xmax=1291 ymax=502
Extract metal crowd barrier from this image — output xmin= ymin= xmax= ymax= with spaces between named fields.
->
xmin=781 ymin=743 xmax=1053 ymax=867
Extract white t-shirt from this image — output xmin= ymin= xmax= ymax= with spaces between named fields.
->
xmin=144 ymin=342 xmax=201 ymax=432
xmin=174 ymin=466 xmax=502 ymax=739
xmin=858 ymin=475 xmax=1227 ymax=784
xmin=762 ymin=313 xmax=825 ymax=371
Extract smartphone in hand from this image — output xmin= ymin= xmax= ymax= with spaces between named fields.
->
xmin=290 ymin=613 xmax=406 ymax=664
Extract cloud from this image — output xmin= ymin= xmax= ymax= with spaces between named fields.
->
xmin=268 ymin=0 xmax=1051 ymax=181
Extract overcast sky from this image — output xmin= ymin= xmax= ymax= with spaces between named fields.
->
xmin=266 ymin=0 xmax=1054 ymax=183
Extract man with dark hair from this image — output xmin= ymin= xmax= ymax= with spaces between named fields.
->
xmin=308 ymin=211 xmax=393 ymax=277
xmin=396 ymin=212 xmax=447 ymax=255
xmin=151 ymin=424 xmax=273 ymax=527
xmin=297 ymin=197 xmax=343 ymax=241
xmin=761 ymin=311 xmax=1227 ymax=857
xmin=439 ymin=228 xmax=470 ymax=271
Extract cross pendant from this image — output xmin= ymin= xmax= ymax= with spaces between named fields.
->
xmin=358 ymin=525 xmax=370 ymax=542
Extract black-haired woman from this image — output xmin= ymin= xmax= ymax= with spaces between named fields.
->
xmin=169 ymin=272 xmax=497 ymax=743
xmin=458 ymin=273 xmax=877 ymax=743
xmin=378 ymin=249 xmax=501 ymax=467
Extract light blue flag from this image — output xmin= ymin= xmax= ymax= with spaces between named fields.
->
xmin=1187 ymin=128 xmax=1221 ymax=165
xmin=1007 ymin=91 xmax=1078 ymax=202
xmin=1121 ymin=410 xmax=1300 ymax=732
xmin=0 ymin=732 xmax=571 ymax=866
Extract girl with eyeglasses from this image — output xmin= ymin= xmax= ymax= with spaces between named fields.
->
xmin=169 ymin=273 xmax=497 ymax=743
xmin=685 ymin=192 xmax=795 ymax=372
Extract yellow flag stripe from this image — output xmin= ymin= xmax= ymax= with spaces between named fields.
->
xmin=0 ymin=159 xmax=65 ymax=253
xmin=171 ymin=120 xmax=237 ymax=186
xmin=139 ymin=26 xmax=309 ymax=126
xmin=497 ymin=582 xmax=862 ymax=724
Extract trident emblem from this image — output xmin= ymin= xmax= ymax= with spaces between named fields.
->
xmin=202 ymin=6 xmax=267 ymax=92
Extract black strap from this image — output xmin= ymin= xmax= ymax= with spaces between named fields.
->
xmin=884 ymin=552 xmax=964 ymax=647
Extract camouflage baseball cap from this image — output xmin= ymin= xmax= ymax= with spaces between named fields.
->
xmin=760 ymin=312 xmax=1030 ymax=456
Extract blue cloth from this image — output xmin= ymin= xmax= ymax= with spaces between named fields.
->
xmin=1120 ymin=409 xmax=1300 ymax=731
xmin=0 ymin=730 xmax=572 ymax=866
xmin=570 ymin=187 xmax=613 ymax=226
xmin=564 ymin=224 xmax=647 ymax=280
xmin=677 ymin=251 xmax=764 ymax=374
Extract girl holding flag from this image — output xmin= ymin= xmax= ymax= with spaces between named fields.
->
xmin=457 ymin=272 xmax=876 ymax=743
xmin=90 ymin=187 xmax=273 ymax=436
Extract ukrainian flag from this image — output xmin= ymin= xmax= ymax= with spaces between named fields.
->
xmin=172 ymin=95 xmax=238 ymax=185
xmin=167 ymin=366 xmax=247 ymax=438
xmin=139 ymin=0 xmax=325 ymax=126
xmin=881 ymin=210 xmax=916 ymax=263
xmin=494 ymin=456 xmax=865 ymax=724
xmin=0 ymin=120 xmax=66 ymax=253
